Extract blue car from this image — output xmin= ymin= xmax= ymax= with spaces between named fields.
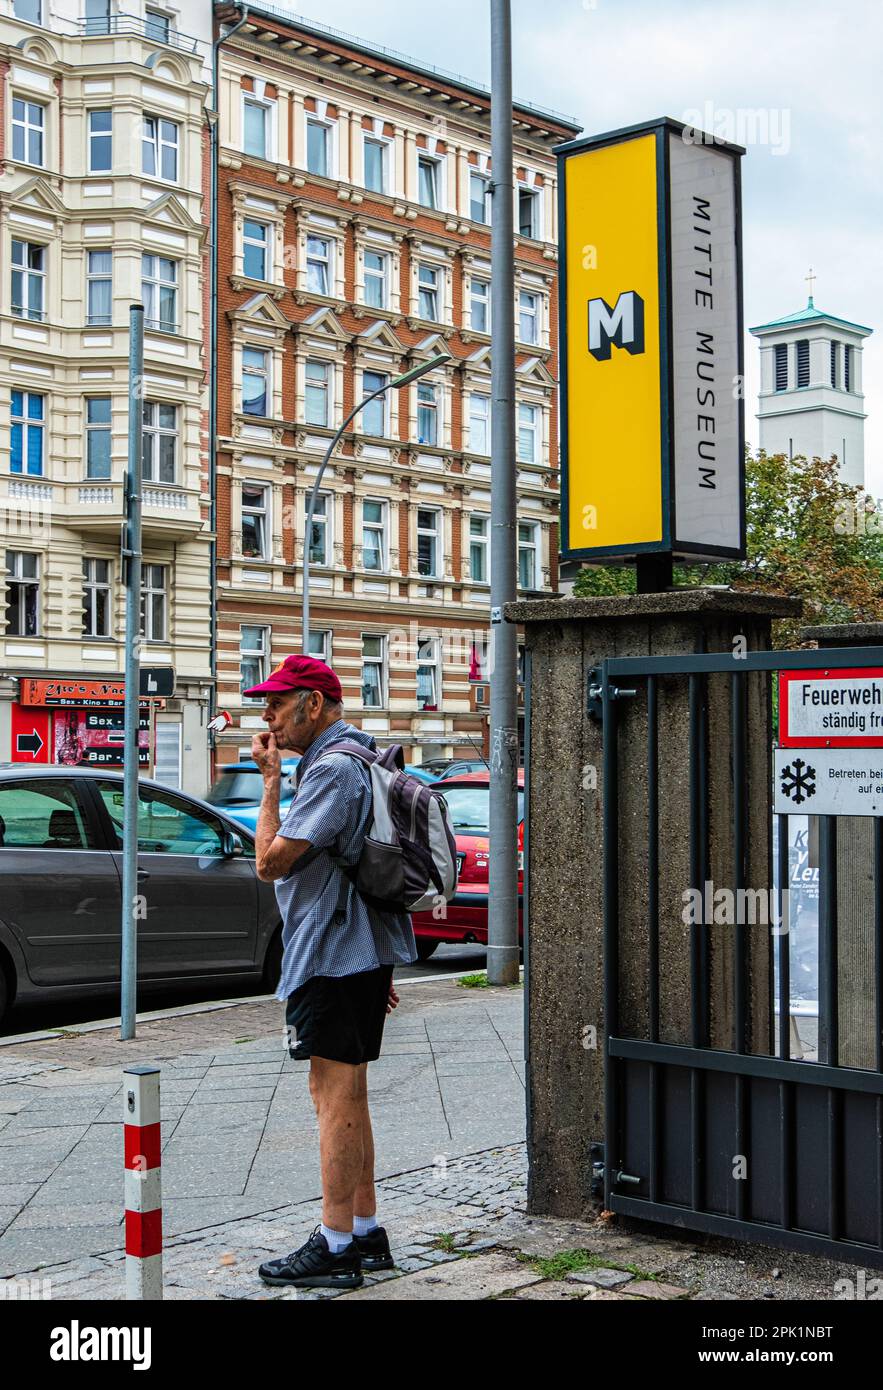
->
xmin=206 ymin=758 xmax=300 ymax=833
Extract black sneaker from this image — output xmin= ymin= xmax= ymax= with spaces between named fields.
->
xmin=353 ymin=1225 xmax=394 ymax=1271
xmin=258 ymin=1225 xmax=363 ymax=1289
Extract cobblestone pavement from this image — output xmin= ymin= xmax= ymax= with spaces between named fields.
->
xmin=0 ymin=978 xmax=525 ymax=1273
xmin=1 ymin=1140 xmax=865 ymax=1301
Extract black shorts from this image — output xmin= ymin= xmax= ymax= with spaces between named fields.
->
xmin=285 ymin=965 xmax=395 ymax=1065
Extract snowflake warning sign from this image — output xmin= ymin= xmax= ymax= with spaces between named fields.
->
xmin=775 ymin=749 xmax=883 ymax=816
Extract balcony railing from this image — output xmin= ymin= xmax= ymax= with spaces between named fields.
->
xmin=76 ymin=12 xmax=199 ymax=53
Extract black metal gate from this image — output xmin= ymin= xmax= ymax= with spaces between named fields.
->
xmin=597 ymin=645 xmax=883 ymax=1267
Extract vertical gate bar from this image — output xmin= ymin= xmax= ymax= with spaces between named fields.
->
xmin=828 ymin=1088 xmax=842 ymax=1242
xmin=779 ymin=1079 xmax=793 ymax=1231
xmin=648 ymin=675 xmax=659 ymax=1043
xmin=689 ymin=674 xmax=703 ymax=1049
xmin=648 ymin=1062 xmax=659 ymax=1204
xmin=698 ymin=673 xmax=710 ymax=1045
xmin=819 ymin=816 xmax=838 ymax=1067
xmin=777 ymin=814 xmax=791 ymax=1061
xmin=602 ymin=666 xmax=619 ymax=1211
xmin=732 ymin=671 xmax=747 ymax=1054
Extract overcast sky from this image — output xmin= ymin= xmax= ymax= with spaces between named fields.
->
xmin=292 ymin=0 xmax=883 ymax=493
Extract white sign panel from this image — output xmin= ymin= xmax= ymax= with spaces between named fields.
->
xmin=775 ymin=749 xmax=883 ymax=817
xmin=779 ymin=668 xmax=883 ymax=747
xmin=669 ymin=133 xmax=742 ymax=553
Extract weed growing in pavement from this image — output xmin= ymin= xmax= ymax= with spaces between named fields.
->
xmin=457 ymin=972 xmax=523 ymax=990
xmin=517 ymin=1248 xmax=661 ymax=1282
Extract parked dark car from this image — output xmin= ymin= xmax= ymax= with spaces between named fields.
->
xmin=0 ymin=766 xmax=284 ymax=1028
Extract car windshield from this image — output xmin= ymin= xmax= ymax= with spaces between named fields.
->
xmin=441 ymin=786 xmax=524 ymax=834
xmin=206 ymin=770 xmax=266 ymax=805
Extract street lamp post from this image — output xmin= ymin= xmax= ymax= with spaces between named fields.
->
xmin=301 ymin=353 xmax=448 ymax=654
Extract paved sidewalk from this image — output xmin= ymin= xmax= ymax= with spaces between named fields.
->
xmin=0 ymin=976 xmax=524 ymax=1275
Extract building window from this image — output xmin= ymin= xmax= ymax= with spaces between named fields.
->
xmin=88 ymin=109 xmax=112 ymax=171
xmin=82 ymin=557 xmax=111 ymax=637
xmin=517 ymin=403 xmax=538 ymax=463
xmin=361 ymin=370 xmax=388 ymax=437
xmin=142 ymin=115 xmax=179 ymax=181
xmin=469 ymin=172 xmax=490 ymax=225
xmin=362 ymin=499 xmax=386 ymax=571
xmin=241 ymin=484 xmax=268 ymax=559
xmin=361 ymin=634 xmax=386 ymax=707
xmin=470 ymin=277 xmax=490 ymax=333
xmin=141 ymin=253 xmax=178 ymax=334
xmin=416 ymin=636 xmax=440 ymax=710
xmin=243 ymin=98 xmax=270 ymax=159
xmin=469 ymin=392 xmax=491 ymax=454
xmin=844 ymin=345 xmax=853 ymax=392
xmin=306 ymin=118 xmax=331 ymax=176
xmin=242 ymin=219 xmax=269 ymax=280
xmin=240 ymin=624 xmax=268 ymax=698
xmin=796 ymin=339 xmax=810 ymax=388
xmin=85 ymin=397 xmax=112 ymax=478
xmin=5 ymin=551 xmax=39 ymax=636
xmin=417 ymin=155 xmax=440 ymax=209
xmin=469 ymin=514 xmax=489 ymax=583
xmin=306 ymin=235 xmax=331 ymax=295
xmin=142 ymin=401 xmax=176 ymax=484
xmin=830 ymin=340 xmax=838 ymax=389
xmin=306 ymin=493 xmax=329 ymax=564
xmin=774 ymin=343 xmax=788 ymax=392
xmin=242 ymin=347 xmax=269 ymax=417
xmin=14 ymin=0 xmax=42 ymax=21
xmin=518 ymin=290 xmax=539 ymax=345
xmin=518 ymin=521 xmax=539 ymax=590
xmin=518 ymin=187 xmax=540 ymax=239
xmin=12 ymin=98 xmax=44 ymax=166
xmin=307 ymin=629 xmax=330 ymax=661
xmin=11 ymin=390 xmax=44 ymax=476
xmin=11 ymin=240 xmax=45 ymax=321
xmin=417 ymin=263 xmax=439 ymax=321
xmin=417 ymin=381 xmax=438 ymax=445
xmin=84 ymin=0 xmax=111 ymax=34
xmin=304 ymin=359 xmax=329 ymax=426
xmin=364 ymin=249 xmax=388 ymax=309
xmin=364 ymin=137 xmax=388 ymax=193
xmin=145 ymin=7 xmax=171 ymax=43
xmin=86 ymin=249 xmax=112 ymax=325
xmin=140 ymin=563 xmax=167 ymax=641
xmin=417 ymin=508 xmax=440 ymax=577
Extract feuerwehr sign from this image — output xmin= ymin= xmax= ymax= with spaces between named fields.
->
xmin=775 ymin=667 xmax=883 ymax=816
xmin=557 ymin=118 xmax=746 ymax=564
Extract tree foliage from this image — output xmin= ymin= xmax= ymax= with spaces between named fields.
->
xmin=572 ymin=452 xmax=883 ymax=646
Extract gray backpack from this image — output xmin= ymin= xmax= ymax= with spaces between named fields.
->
xmin=312 ymin=742 xmax=459 ymax=913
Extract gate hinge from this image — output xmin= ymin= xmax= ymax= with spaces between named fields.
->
xmin=586 ymin=666 xmax=638 ymax=722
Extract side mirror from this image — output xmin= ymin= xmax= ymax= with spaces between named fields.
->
xmin=221 ymin=829 xmax=244 ymax=859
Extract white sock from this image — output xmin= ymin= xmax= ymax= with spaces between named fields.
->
xmin=320 ymin=1223 xmax=353 ymax=1254
xmin=353 ymin=1214 xmax=379 ymax=1236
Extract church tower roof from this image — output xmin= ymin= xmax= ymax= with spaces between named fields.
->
xmin=749 ymin=296 xmax=872 ymax=337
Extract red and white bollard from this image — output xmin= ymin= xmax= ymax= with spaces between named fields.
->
xmin=123 ymin=1064 xmax=163 ymax=1300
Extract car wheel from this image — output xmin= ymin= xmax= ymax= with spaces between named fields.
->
xmin=0 ymin=964 xmax=8 ymax=1029
xmin=262 ymin=926 xmax=284 ymax=991
xmin=415 ymin=938 xmax=439 ymax=962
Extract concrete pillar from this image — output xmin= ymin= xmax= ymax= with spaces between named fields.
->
xmin=801 ymin=621 xmax=883 ymax=1070
xmin=505 ymin=590 xmax=798 ymax=1220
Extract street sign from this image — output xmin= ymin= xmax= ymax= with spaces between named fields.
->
xmin=557 ymin=117 xmax=745 ymax=565
xmin=10 ymin=705 xmax=50 ymax=763
xmin=139 ymin=668 xmax=174 ymax=698
xmin=779 ymin=667 xmax=883 ymax=747
xmin=775 ymin=749 xmax=883 ymax=816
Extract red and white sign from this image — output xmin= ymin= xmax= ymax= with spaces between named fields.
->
xmin=10 ymin=704 xmax=51 ymax=763
xmin=779 ymin=668 xmax=883 ymax=748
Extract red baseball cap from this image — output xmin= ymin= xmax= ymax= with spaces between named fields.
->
xmin=242 ymin=654 xmax=342 ymax=702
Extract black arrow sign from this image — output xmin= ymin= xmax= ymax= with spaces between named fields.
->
xmin=17 ymin=729 xmax=44 ymax=758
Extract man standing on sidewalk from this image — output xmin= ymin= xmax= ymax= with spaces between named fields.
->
xmin=245 ymin=655 xmax=417 ymax=1289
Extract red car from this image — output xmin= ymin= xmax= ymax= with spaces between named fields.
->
xmin=411 ymin=772 xmax=524 ymax=961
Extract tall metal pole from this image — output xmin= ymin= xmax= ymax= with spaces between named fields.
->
xmin=121 ymin=304 xmax=144 ymax=1041
xmin=488 ymin=0 xmax=519 ymax=986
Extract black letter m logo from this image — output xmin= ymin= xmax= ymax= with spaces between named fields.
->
xmin=587 ymin=291 xmax=645 ymax=361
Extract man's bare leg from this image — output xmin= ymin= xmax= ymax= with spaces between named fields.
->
xmin=310 ymin=1056 xmax=367 ymax=1234
xmin=353 ymin=1072 xmax=376 ymax=1221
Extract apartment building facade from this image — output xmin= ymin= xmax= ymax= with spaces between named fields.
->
xmin=214 ymin=2 xmax=578 ymax=766
xmin=0 ymin=0 xmax=214 ymax=792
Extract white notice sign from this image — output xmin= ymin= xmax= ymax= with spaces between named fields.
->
xmin=775 ymin=749 xmax=883 ymax=816
xmin=779 ymin=667 xmax=883 ymax=748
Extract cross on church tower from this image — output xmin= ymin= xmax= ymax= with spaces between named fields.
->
xmin=805 ymin=267 xmax=816 ymax=305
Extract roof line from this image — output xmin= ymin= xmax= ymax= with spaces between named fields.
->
xmin=218 ymin=1 xmax=581 ymax=132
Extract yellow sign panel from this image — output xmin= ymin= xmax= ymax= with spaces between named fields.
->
xmin=563 ymin=133 xmax=663 ymax=554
